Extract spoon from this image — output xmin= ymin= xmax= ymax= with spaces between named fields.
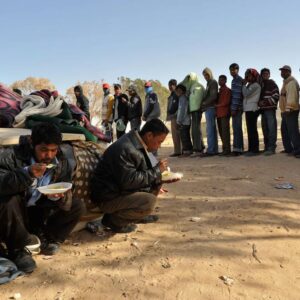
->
xmin=46 ymin=164 xmax=57 ymax=169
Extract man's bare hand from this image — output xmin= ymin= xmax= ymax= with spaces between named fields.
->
xmin=29 ymin=163 xmax=47 ymax=178
xmin=47 ymin=193 xmax=65 ymax=200
xmin=159 ymin=159 xmax=168 ymax=173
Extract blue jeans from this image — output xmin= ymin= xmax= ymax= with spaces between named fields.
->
xmin=261 ymin=110 xmax=277 ymax=151
xmin=232 ymin=110 xmax=244 ymax=152
xmin=205 ymin=107 xmax=218 ymax=154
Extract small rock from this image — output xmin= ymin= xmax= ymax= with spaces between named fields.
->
xmin=72 ymin=242 xmax=80 ymax=246
xmin=219 ymin=275 xmax=234 ymax=286
xmin=190 ymin=217 xmax=201 ymax=222
xmin=12 ymin=293 xmax=21 ymax=300
xmin=131 ymin=241 xmax=140 ymax=251
xmin=161 ymin=259 xmax=171 ymax=269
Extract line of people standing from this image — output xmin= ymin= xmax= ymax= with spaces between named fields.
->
xmin=167 ymin=64 xmax=300 ymax=159
xmin=100 ymin=82 xmax=160 ymax=141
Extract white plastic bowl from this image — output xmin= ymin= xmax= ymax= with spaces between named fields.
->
xmin=161 ymin=171 xmax=183 ymax=182
xmin=37 ymin=182 xmax=72 ymax=195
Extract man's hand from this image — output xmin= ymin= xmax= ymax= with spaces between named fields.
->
xmin=159 ymin=159 xmax=168 ymax=173
xmin=142 ymin=116 xmax=146 ymax=121
xmin=29 ymin=163 xmax=47 ymax=178
xmin=121 ymin=97 xmax=128 ymax=103
xmin=47 ymin=193 xmax=65 ymax=200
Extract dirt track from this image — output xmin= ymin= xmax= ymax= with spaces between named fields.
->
xmin=2 ymin=136 xmax=300 ymax=300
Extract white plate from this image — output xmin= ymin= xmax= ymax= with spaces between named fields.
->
xmin=37 ymin=182 xmax=72 ymax=195
xmin=162 ymin=171 xmax=183 ymax=181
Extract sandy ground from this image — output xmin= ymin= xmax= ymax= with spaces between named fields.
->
xmin=2 ymin=135 xmax=300 ymax=300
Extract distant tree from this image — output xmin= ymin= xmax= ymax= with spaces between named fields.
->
xmin=11 ymin=77 xmax=56 ymax=95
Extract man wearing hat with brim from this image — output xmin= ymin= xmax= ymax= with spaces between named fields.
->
xmin=279 ymin=65 xmax=300 ymax=158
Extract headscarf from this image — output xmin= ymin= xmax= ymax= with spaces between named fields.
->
xmin=246 ymin=68 xmax=260 ymax=83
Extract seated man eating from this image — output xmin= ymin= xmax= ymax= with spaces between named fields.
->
xmin=91 ymin=118 xmax=169 ymax=233
xmin=0 ymin=123 xmax=84 ymax=273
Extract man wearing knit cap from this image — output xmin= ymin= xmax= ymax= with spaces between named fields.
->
xmin=279 ymin=65 xmax=300 ymax=158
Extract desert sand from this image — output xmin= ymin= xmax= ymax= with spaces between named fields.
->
xmin=2 ymin=135 xmax=300 ymax=300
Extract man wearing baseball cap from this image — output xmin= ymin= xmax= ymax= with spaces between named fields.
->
xmin=279 ymin=65 xmax=300 ymax=158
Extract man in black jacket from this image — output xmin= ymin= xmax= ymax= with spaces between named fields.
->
xmin=113 ymin=84 xmax=129 ymax=139
xmin=0 ymin=123 xmax=84 ymax=273
xmin=91 ymin=119 xmax=169 ymax=233
xmin=74 ymin=85 xmax=90 ymax=120
xmin=167 ymin=79 xmax=181 ymax=157
xmin=123 ymin=84 xmax=142 ymax=131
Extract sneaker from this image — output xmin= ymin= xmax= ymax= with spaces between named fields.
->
xmin=12 ymin=248 xmax=37 ymax=273
xmin=137 ymin=215 xmax=159 ymax=224
xmin=40 ymin=240 xmax=60 ymax=256
xmin=26 ymin=234 xmax=41 ymax=255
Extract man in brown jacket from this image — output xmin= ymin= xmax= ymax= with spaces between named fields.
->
xmin=279 ymin=65 xmax=300 ymax=158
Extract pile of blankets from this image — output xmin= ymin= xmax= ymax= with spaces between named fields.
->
xmin=0 ymin=84 xmax=110 ymax=143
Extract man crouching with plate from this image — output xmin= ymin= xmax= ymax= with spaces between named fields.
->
xmin=0 ymin=123 xmax=84 ymax=273
xmin=91 ymin=118 xmax=173 ymax=234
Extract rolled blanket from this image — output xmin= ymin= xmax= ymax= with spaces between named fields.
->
xmin=13 ymin=95 xmax=63 ymax=128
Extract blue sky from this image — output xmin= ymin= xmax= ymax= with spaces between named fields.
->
xmin=1 ymin=0 xmax=300 ymax=94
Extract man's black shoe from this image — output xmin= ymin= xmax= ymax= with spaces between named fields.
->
xmin=169 ymin=153 xmax=181 ymax=157
xmin=102 ymin=214 xmax=137 ymax=233
xmin=137 ymin=215 xmax=159 ymax=224
xmin=199 ymin=152 xmax=217 ymax=158
xmin=12 ymin=248 xmax=37 ymax=273
xmin=112 ymin=224 xmax=137 ymax=233
xmin=244 ymin=151 xmax=260 ymax=157
xmin=230 ymin=151 xmax=243 ymax=157
xmin=40 ymin=241 xmax=60 ymax=255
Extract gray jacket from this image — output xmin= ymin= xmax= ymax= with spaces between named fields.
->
xmin=177 ymin=95 xmax=191 ymax=126
xmin=143 ymin=92 xmax=161 ymax=121
xmin=242 ymin=82 xmax=261 ymax=112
